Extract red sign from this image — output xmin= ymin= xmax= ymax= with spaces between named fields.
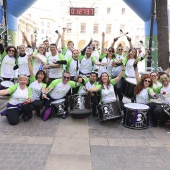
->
xmin=70 ymin=8 xmax=95 ymax=16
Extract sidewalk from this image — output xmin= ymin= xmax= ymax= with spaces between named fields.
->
xmin=0 ymin=98 xmax=170 ymax=170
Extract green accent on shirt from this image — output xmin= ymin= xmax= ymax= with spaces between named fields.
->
xmin=29 ymin=75 xmax=47 ymax=88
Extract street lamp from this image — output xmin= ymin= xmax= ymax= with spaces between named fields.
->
xmin=34 ymin=30 xmax=38 ymax=49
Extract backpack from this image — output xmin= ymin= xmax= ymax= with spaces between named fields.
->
xmin=41 ymin=107 xmax=53 ymax=121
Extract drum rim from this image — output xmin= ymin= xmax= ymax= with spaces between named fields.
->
xmin=124 ymin=102 xmax=149 ymax=109
xmin=1 ymin=81 xmax=14 ymax=86
xmin=125 ymin=78 xmax=137 ymax=84
xmin=51 ymin=99 xmax=65 ymax=104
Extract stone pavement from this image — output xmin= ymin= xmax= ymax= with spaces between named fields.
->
xmin=0 ymin=98 xmax=170 ymax=170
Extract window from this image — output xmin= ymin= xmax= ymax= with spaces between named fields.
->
xmin=106 ymin=24 xmax=112 ymax=34
xmin=122 ymin=8 xmax=125 ymax=15
xmin=107 ymin=8 xmax=111 ymax=14
xmin=67 ymin=23 xmax=72 ymax=33
xmin=47 ymin=22 xmax=50 ymax=27
xmin=41 ymin=21 xmax=44 ymax=26
xmin=93 ymin=24 xmax=99 ymax=34
xmin=120 ymin=25 xmax=125 ymax=33
xmin=81 ymin=23 xmax=86 ymax=33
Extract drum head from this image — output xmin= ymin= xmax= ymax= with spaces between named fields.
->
xmin=51 ymin=99 xmax=65 ymax=105
xmin=1 ymin=81 xmax=14 ymax=88
xmin=139 ymin=71 xmax=151 ymax=76
xmin=124 ymin=103 xmax=149 ymax=110
xmin=125 ymin=78 xmax=137 ymax=85
xmin=150 ymin=99 xmax=162 ymax=104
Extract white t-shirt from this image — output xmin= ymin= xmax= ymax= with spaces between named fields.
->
xmin=64 ymin=49 xmax=72 ymax=60
xmin=33 ymin=53 xmax=47 ymax=75
xmin=153 ymin=81 xmax=162 ymax=89
xmin=46 ymin=51 xmax=51 ymax=57
xmin=136 ymin=88 xmax=149 ymax=104
xmin=80 ymin=57 xmax=93 ymax=75
xmin=92 ymin=50 xmax=99 ymax=71
xmin=8 ymin=86 xmax=30 ymax=105
xmin=98 ymin=57 xmax=113 ymax=77
xmin=101 ymin=84 xmax=116 ymax=104
xmin=69 ymin=59 xmax=80 ymax=77
xmin=79 ymin=81 xmax=96 ymax=94
xmin=18 ymin=55 xmax=30 ymax=76
xmin=125 ymin=58 xmax=136 ymax=78
xmin=48 ymin=54 xmax=62 ymax=78
xmin=161 ymin=85 xmax=170 ymax=104
xmin=1 ymin=55 xmax=15 ymax=78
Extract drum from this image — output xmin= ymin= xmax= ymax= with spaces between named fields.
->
xmin=70 ymin=94 xmax=91 ymax=119
xmin=122 ymin=103 xmax=149 ymax=129
xmin=1 ymin=81 xmax=14 ymax=89
xmin=51 ymin=99 xmax=66 ymax=118
xmin=97 ymin=101 xmax=121 ymax=121
xmin=150 ymin=98 xmax=162 ymax=106
xmin=139 ymin=71 xmax=151 ymax=77
xmin=121 ymin=78 xmax=137 ymax=99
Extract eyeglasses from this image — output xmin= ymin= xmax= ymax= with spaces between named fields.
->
xmin=118 ymin=49 xmax=123 ymax=51
xmin=86 ymin=46 xmax=93 ymax=50
xmin=108 ymin=50 xmax=114 ymax=53
xmin=9 ymin=50 xmax=15 ymax=52
xmin=144 ymin=79 xmax=151 ymax=83
xmin=63 ymin=76 xmax=70 ymax=80
xmin=151 ymin=74 xmax=157 ymax=77
xmin=160 ymin=77 xmax=168 ymax=81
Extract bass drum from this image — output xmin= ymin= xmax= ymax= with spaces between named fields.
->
xmin=121 ymin=78 xmax=137 ymax=99
xmin=122 ymin=103 xmax=149 ymax=129
xmin=70 ymin=94 xmax=91 ymax=119
xmin=97 ymin=101 xmax=121 ymax=122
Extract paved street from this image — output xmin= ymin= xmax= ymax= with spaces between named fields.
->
xmin=0 ymin=98 xmax=170 ymax=170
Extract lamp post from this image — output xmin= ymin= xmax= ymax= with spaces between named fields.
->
xmin=34 ymin=30 xmax=38 ymax=49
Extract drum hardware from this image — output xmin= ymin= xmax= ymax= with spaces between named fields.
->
xmin=122 ymin=103 xmax=149 ymax=129
xmin=139 ymin=40 xmax=148 ymax=50
xmin=162 ymin=103 xmax=170 ymax=116
xmin=51 ymin=99 xmax=66 ymax=119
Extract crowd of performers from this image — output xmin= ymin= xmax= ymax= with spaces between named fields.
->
xmin=0 ymin=30 xmax=169 ymax=128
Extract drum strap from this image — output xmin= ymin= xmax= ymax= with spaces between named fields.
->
xmin=133 ymin=109 xmax=138 ymax=124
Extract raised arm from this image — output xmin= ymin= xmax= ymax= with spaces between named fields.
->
xmin=56 ymin=32 xmax=61 ymax=48
xmin=101 ymin=32 xmax=105 ymax=54
xmin=22 ymin=32 xmax=31 ymax=47
xmin=111 ymin=37 xmax=118 ymax=49
xmin=126 ymin=36 xmax=133 ymax=49
xmin=134 ymin=62 xmax=141 ymax=83
xmin=81 ymin=38 xmax=93 ymax=56
xmin=114 ymin=66 xmax=125 ymax=84
xmin=28 ymin=55 xmax=34 ymax=77
xmin=61 ymin=28 xmax=66 ymax=49
xmin=140 ymin=50 xmax=149 ymax=61
xmin=0 ymin=38 xmax=4 ymax=54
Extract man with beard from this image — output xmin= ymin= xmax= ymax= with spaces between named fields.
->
xmin=154 ymin=72 xmax=170 ymax=127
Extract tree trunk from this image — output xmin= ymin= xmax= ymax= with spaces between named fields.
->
xmin=156 ymin=0 xmax=169 ymax=70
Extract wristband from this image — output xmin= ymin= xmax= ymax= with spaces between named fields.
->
xmin=122 ymin=69 xmax=125 ymax=71
xmin=42 ymin=93 xmax=47 ymax=95
xmin=135 ymin=67 xmax=138 ymax=71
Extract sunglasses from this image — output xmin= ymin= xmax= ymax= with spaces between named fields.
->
xmin=63 ymin=76 xmax=70 ymax=80
xmin=160 ymin=77 xmax=168 ymax=81
xmin=118 ymin=49 xmax=123 ymax=51
xmin=144 ymin=79 xmax=151 ymax=83
xmin=108 ymin=50 xmax=114 ymax=53
xmin=9 ymin=50 xmax=15 ymax=52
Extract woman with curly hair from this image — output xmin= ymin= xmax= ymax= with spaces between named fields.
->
xmin=134 ymin=65 xmax=158 ymax=126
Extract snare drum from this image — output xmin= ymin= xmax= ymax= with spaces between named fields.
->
xmin=70 ymin=94 xmax=91 ymax=119
xmin=122 ymin=103 xmax=149 ymax=129
xmin=1 ymin=81 xmax=14 ymax=89
xmin=121 ymin=78 xmax=137 ymax=99
xmin=139 ymin=71 xmax=151 ymax=77
xmin=97 ymin=101 xmax=121 ymax=121
xmin=51 ymin=99 xmax=66 ymax=118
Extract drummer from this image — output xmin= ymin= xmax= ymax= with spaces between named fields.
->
xmin=41 ymin=71 xmax=82 ymax=119
xmin=0 ymin=75 xmax=33 ymax=125
xmin=86 ymin=67 xmax=125 ymax=105
xmin=154 ymin=72 xmax=170 ymax=127
xmin=150 ymin=72 xmax=162 ymax=92
xmin=28 ymin=55 xmax=47 ymax=117
xmin=0 ymin=39 xmax=18 ymax=83
xmin=78 ymin=72 xmax=99 ymax=117
xmin=134 ymin=64 xmax=158 ymax=126
xmin=79 ymin=46 xmax=104 ymax=77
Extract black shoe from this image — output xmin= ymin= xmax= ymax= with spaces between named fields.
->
xmin=36 ymin=109 xmax=40 ymax=117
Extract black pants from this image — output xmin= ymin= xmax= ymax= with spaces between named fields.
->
xmin=154 ymin=105 xmax=170 ymax=123
xmin=91 ymin=92 xmax=100 ymax=116
xmin=147 ymin=102 xmax=157 ymax=125
xmin=32 ymin=100 xmax=43 ymax=112
xmin=6 ymin=103 xmax=33 ymax=125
